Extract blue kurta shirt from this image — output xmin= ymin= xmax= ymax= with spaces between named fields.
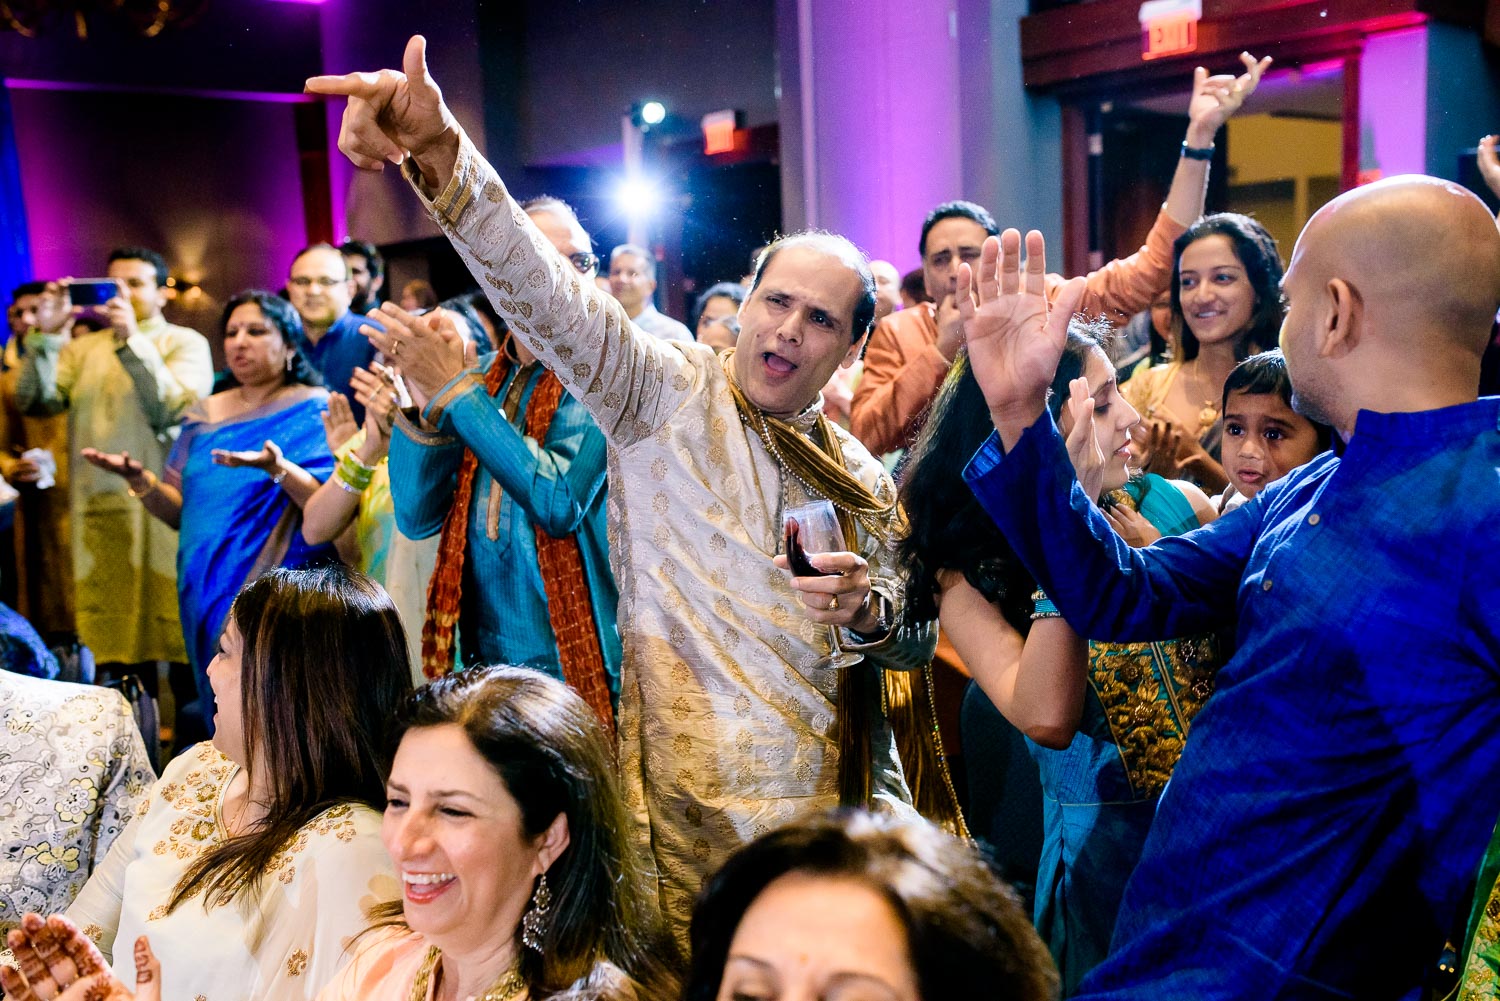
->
xmin=388 ymin=355 xmax=620 ymax=697
xmin=306 ymin=310 xmax=378 ymax=423
xmin=964 ymin=399 xmax=1500 ymax=1001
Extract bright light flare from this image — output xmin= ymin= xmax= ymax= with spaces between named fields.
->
xmin=615 ymin=177 xmax=663 ymax=220
xmin=640 ymin=101 xmax=666 ymax=126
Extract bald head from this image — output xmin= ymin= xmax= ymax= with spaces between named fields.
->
xmin=1295 ymin=175 xmax=1500 ymax=353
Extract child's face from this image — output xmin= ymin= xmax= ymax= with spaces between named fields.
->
xmin=1222 ymin=390 xmax=1324 ymax=497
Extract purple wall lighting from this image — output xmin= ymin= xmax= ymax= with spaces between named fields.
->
xmin=795 ymin=0 xmax=963 ymax=266
xmin=1359 ymin=27 xmax=1427 ymax=180
xmin=7 ymin=83 xmax=311 ymax=336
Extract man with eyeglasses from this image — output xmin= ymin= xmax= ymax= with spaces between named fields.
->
xmin=849 ymin=56 xmax=1271 ymax=460
xmin=377 ymin=193 xmax=621 ymax=723
xmin=286 ymin=242 xmax=378 ymax=421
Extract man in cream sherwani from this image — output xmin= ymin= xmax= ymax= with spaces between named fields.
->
xmin=310 ymin=37 xmax=937 ymax=930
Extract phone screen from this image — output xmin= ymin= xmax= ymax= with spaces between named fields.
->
xmin=68 ymin=280 xmax=118 ymax=307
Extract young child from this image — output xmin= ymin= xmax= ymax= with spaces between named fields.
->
xmin=1217 ymin=349 xmax=1332 ymax=512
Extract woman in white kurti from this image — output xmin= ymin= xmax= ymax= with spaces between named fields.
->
xmin=3 ymin=565 xmax=413 ymax=1001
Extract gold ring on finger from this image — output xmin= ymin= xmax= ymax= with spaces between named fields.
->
xmin=828 ymin=594 xmax=839 ymax=612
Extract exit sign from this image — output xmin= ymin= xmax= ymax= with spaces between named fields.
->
xmin=1139 ymin=0 xmax=1201 ymax=61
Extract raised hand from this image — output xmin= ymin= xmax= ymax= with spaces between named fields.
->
xmin=1478 ymin=135 xmax=1500 ymax=198
xmin=304 ymin=35 xmax=461 ymax=188
xmin=211 ymin=439 xmax=283 ymax=474
xmin=1062 ymin=377 xmax=1109 ymax=502
xmin=322 ymin=392 xmax=359 ymax=452
xmin=1185 ymin=52 xmax=1272 ymax=147
xmin=35 ymin=282 xmax=73 ymax=335
xmin=350 ymin=365 xmax=401 ymax=453
xmin=103 ymin=293 xmax=139 ymax=344
xmin=958 ymin=229 xmax=1086 ymax=449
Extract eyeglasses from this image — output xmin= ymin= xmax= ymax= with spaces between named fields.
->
xmin=288 ymin=276 xmax=345 ymax=290
xmin=568 ymin=252 xmax=599 ymax=275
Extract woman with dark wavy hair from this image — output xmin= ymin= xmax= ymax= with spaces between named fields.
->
xmin=686 ymin=810 xmax=1057 ymax=1001
xmin=321 ymin=665 xmax=681 ymax=1001
xmin=80 ymin=290 xmax=338 ymax=731
xmin=2 ymin=565 xmax=412 ymax=1001
xmin=896 ymin=322 xmax=1217 ymax=994
xmin=1123 ymin=212 xmax=1285 ymax=491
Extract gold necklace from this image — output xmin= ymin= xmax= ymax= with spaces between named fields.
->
xmin=410 ymin=946 xmax=527 ymax=1001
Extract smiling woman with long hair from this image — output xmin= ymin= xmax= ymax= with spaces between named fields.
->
xmin=1122 ymin=213 xmax=1284 ymax=492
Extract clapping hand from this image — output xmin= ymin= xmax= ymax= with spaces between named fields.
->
xmin=958 ymin=230 xmax=1086 ymax=448
xmin=322 ymin=392 xmax=360 ymax=452
xmin=362 ymin=304 xmax=470 ymax=405
xmin=350 ymin=362 xmax=409 ymax=452
xmin=0 ymin=913 xmax=160 ymax=1001
xmin=1185 ymin=52 xmax=1272 ymax=147
xmin=304 ymin=35 xmax=461 ymax=188
xmin=211 ymin=439 xmax=283 ymax=474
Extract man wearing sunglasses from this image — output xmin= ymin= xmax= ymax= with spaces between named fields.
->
xmin=378 ymin=193 xmax=621 ymax=727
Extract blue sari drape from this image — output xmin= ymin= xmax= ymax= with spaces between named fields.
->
xmin=165 ymin=388 xmax=337 ymax=708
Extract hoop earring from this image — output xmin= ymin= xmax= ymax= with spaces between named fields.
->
xmin=520 ymin=873 xmax=552 ymax=954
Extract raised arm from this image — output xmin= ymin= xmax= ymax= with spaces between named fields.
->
xmin=79 ymin=449 xmax=182 ymax=530
xmin=960 ymin=231 xmax=1252 ymax=641
xmin=15 ymin=285 xmax=75 ymax=416
xmin=423 ymin=367 xmax=608 ymax=538
xmin=309 ymin=36 xmax=695 ymax=447
xmin=1065 ymin=53 xmax=1272 ymax=323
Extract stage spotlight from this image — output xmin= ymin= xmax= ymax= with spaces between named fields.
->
xmin=640 ymin=101 xmax=667 ymax=126
xmin=616 ymin=177 xmax=663 ymax=219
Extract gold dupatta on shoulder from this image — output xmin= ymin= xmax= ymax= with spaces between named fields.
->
xmin=721 ymin=352 xmax=967 ymax=838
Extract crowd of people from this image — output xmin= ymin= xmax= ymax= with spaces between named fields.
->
xmin=1 ymin=32 xmax=1499 ymax=1001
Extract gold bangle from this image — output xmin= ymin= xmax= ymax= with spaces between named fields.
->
xmin=126 ymin=470 xmax=159 ymax=499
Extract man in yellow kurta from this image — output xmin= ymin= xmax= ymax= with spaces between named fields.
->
xmin=17 ymin=248 xmax=213 ymax=674
xmin=311 ymin=38 xmax=938 ymax=931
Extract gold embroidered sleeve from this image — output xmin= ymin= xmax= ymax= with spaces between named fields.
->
xmin=403 ymin=132 xmax=699 ymax=447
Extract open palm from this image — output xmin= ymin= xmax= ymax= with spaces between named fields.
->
xmin=959 ymin=229 xmax=1085 ymax=442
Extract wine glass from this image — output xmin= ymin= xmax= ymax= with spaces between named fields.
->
xmin=782 ymin=499 xmax=864 ymax=669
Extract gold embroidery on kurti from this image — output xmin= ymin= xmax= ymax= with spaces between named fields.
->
xmin=286 ymin=949 xmax=309 ymax=977
xmin=1088 ymin=636 xmax=1217 ymax=798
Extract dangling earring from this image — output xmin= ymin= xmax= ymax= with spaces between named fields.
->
xmin=520 ymin=873 xmax=551 ymax=953
xmin=285 ymin=354 xmax=294 ymax=373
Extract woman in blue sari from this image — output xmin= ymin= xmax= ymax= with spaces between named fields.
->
xmin=896 ymin=323 xmax=1220 ymax=995
xmin=81 ymin=292 xmax=337 ymax=733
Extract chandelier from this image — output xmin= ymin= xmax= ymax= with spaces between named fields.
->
xmin=0 ymin=0 xmax=210 ymax=38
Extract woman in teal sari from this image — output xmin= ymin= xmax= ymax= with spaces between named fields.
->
xmin=82 ymin=292 xmax=338 ymax=735
xmin=897 ymin=323 xmax=1219 ymax=995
